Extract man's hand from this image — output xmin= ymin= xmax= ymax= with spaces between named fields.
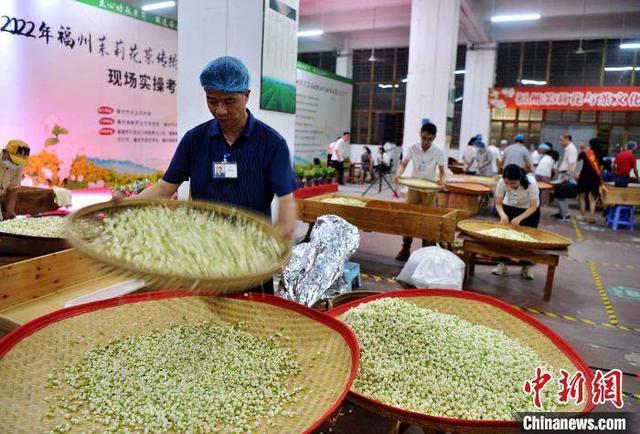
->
xmin=392 ymin=174 xmax=400 ymax=185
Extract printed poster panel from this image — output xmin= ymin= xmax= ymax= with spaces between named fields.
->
xmin=295 ymin=62 xmax=353 ymax=163
xmin=0 ymin=0 xmax=177 ymax=189
xmin=260 ymin=0 xmax=299 ymax=114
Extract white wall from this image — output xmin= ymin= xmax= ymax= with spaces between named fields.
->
xmin=177 ymin=0 xmax=297 ymax=201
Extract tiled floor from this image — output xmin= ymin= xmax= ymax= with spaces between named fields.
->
xmin=305 ymin=182 xmax=640 ymax=433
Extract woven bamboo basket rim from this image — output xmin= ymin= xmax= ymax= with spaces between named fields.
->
xmin=457 ymin=219 xmax=573 ymax=250
xmin=327 ymin=289 xmax=595 ymax=429
xmin=64 ymin=198 xmax=292 ymax=292
xmin=0 ymin=290 xmax=360 ymax=434
xmin=445 ymin=182 xmax=492 ymax=195
xmin=446 ymin=175 xmax=499 ymax=185
xmin=398 ymin=177 xmax=442 ymax=192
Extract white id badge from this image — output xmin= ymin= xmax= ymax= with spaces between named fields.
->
xmin=224 ymin=163 xmax=238 ymax=179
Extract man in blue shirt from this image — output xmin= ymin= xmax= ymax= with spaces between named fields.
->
xmin=134 ymin=56 xmax=298 ymax=240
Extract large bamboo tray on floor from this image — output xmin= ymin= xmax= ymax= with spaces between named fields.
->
xmin=0 ymin=291 xmax=359 ymax=434
xmin=0 ymin=249 xmax=142 ymax=335
xmin=457 ymin=220 xmax=573 ymax=250
xmin=327 ymin=289 xmax=594 ymax=433
xmin=299 ymin=193 xmax=461 ymax=243
xmin=66 ymin=198 xmax=292 ymax=293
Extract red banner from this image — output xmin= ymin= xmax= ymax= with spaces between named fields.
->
xmin=488 ymin=86 xmax=640 ymax=111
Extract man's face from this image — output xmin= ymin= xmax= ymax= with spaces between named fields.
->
xmin=205 ymin=89 xmax=250 ymax=125
xmin=343 ymin=133 xmax=350 ymax=142
xmin=560 ymin=136 xmax=570 ymax=147
xmin=420 ymin=132 xmax=435 ymax=149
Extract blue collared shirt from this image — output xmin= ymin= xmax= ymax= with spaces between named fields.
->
xmin=163 ymin=110 xmax=297 ymax=217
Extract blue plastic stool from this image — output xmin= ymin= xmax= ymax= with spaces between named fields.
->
xmin=606 ymin=206 xmax=635 ymax=230
xmin=343 ymin=261 xmax=361 ymax=290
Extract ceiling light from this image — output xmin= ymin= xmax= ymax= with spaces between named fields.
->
xmin=604 ymin=66 xmax=637 ymax=71
xmin=520 ymin=79 xmax=547 ymax=85
xmin=455 ymin=70 xmax=466 ymax=75
xmin=491 ymin=13 xmax=541 ymax=23
xmin=141 ymin=1 xmax=175 ymax=11
xmin=377 ymin=84 xmax=393 ymax=89
xmin=455 ymin=96 xmax=463 ymax=102
xmin=620 ymin=42 xmax=640 ymax=49
xmin=297 ymin=30 xmax=324 ymax=37
xmin=402 ymin=78 xmax=408 ymax=83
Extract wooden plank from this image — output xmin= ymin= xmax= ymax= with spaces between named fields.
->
xmin=12 ymin=186 xmax=58 ymax=215
xmin=298 ymin=197 xmax=457 ymax=243
xmin=602 ymin=186 xmax=640 ymax=206
xmin=462 ymin=240 xmax=560 ymax=266
xmin=0 ymin=249 xmax=122 ymax=311
xmin=0 ymin=274 xmax=138 ymax=327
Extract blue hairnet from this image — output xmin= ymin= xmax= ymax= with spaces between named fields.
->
xmin=515 ymin=134 xmax=525 ymax=143
xmin=474 ymin=141 xmax=486 ymax=148
xmin=200 ymin=56 xmax=250 ymax=92
xmin=539 ymin=143 xmax=551 ymax=151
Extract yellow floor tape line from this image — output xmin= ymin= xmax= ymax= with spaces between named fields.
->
xmin=571 ymin=217 xmax=584 ymax=242
xmin=589 ymin=261 xmax=619 ymax=326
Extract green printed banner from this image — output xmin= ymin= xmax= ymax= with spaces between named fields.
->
xmin=75 ymin=0 xmax=177 ymax=30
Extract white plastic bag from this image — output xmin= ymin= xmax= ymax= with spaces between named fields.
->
xmin=396 ymin=246 xmax=465 ymax=290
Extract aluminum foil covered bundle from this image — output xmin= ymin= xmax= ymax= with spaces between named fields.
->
xmin=281 ymin=215 xmax=359 ymax=306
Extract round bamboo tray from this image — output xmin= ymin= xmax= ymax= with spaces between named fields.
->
xmin=65 ymin=198 xmax=292 ymax=292
xmin=457 ymin=219 xmax=572 ymax=250
xmin=445 ymin=182 xmax=491 ymax=195
xmin=327 ymin=289 xmax=594 ymax=433
xmin=398 ymin=177 xmax=442 ymax=192
xmin=0 ymin=291 xmax=360 ymax=434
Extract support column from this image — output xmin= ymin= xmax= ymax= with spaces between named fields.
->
xmin=335 ymin=40 xmax=353 ymax=79
xmin=402 ymin=0 xmax=460 ymax=157
xmin=459 ymin=47 xmax=496 ymax=156
xmin=177 ymin=0 xmax=298 ymax=204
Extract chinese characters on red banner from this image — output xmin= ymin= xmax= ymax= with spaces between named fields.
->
xmin=488 ymin=87 xmax=640 ymax=111
xmin=524 ymin=369 xmax=623 ymax=409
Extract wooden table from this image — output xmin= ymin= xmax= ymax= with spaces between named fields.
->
xmin=461 ymin=236 xmax=568 ymax=301
xmin=298 ymin=193 xmax=461 ymax=246
xmin=602 ymin=184 xmax=640 ymax=206
xmin=0 ymin=249 xmax=146 ymax=336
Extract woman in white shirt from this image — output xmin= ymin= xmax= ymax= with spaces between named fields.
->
xmin=534 ymin=144 xmax=559 ymax=205
xmin=493 ymin=164 xmax=540 ymax=280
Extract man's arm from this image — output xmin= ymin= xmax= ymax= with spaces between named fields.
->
xmin=276 ymin=193 xmax=297 ymax=241
xmin=392 ymin=159 xmax=410 ymax=183
xmin=134 ymin=179 xmax=180 ymax=199
xmin=438 ymin=165 xmax=447 ymax=191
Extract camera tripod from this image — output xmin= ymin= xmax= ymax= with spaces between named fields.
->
xmin=361 ymin=168 xmax=398 ymax=198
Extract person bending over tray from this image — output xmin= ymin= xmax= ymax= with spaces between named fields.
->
xmin=492 ymin=164 xmax=540 ymax=280
xmin=112 ymin=56 xmax=298 ymax=294
xmin=392 ymin=122 xmax=447 ymax=262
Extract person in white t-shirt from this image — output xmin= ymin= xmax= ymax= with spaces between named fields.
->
xmin=330 ymin=132 xmax=350 ymax=185
xmin=553 ymin=133 xmax=578 ymax=221
xmin=493 ymin=164 xmax=541 ymax=280
xmin=534 ymin=144 xmax=559 ymax=205
xmin=530 ymin=144 xmax=542 ymax=168
xmin=487 ymin=140 xmax=501 ymax=175
xmin=462 ymin=137 xmax=478 ymax=175
xmin=393 ymin=122 xmax=447 ymax=261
